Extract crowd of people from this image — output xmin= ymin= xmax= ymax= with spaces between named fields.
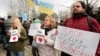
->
xmin=0 ymin=1 xmax=100 ymax=56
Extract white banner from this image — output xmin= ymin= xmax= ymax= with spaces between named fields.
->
xmin=54 ymin=26 xmax=100 ymax=56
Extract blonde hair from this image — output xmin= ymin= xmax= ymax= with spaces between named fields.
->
xmin=10 ymin=17 xmax=24 ymax=33
xmin=41 ymin=15 xmax=57 ymax=29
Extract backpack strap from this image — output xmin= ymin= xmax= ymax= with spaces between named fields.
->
xmin=87 ymin=16 xmax=93 ymax=31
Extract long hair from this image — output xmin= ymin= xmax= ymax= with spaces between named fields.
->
xmin=70 ymin=1 xmax=86 ymax=17
xmin=41 ymin=15 xmax=57 ymax=29
xmin=10 ymin=17 xmax=24 ymax=33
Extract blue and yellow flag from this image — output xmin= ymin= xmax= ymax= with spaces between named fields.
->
xmin=38 ymin=1 xmax=54 ymax=15
xmin=39 ymin=1 xmax=53 ymax=9
xmin=27 ymin=0 xmax=54 ymax=15
xmin=39 ymin=6 xmax=54 ymax=15
xmin=27 ymin=0 xmax=35 ymax=8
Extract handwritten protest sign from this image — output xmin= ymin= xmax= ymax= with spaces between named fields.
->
xmin=28 ymin=23 xmax=44 ymax=36
xmin=9 ymin=30 xmax=18 ymax=42
xmin=36 ymin=29 xmax=45 ymax=44
xmin=29 ymin=23 xmax=45 ymax=44
xmin=54 ymin=26 xmax=100 ymax=56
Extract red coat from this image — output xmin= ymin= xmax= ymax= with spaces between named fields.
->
xmin=63 ymin=16 xmax=100 ymax=56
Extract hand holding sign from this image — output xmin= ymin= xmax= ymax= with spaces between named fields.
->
xmin=7 ymin=32 xmax=11 ymax=36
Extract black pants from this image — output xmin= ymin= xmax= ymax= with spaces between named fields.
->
xmin=7 ymin=50 xmax=10 ymax=56
xmin=61 ymin=52 xmax=71 ymax=56
xmin=28 ymin=36 xmax=33 ymax=45
xmin=32 ymin=47 xmax=39 ymax=56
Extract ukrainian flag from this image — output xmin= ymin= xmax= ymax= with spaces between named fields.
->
xmin=38 ymin=1 xmax=54 ymax=15
xmin=39 ymin=6 xmax=54 ymax=15
xmin=28 ymin=0 xmax=54 ymax=15
xmin=27 ymin=0 xmax=35 ymax=8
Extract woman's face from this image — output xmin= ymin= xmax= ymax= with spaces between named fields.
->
xmin=12 ymin=21 xmax=17 ymax=28
xmin=43 ymin=17 xmax=51 ymax=26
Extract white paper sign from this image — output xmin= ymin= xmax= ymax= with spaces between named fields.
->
xmin=36 ymin=35 xmax=45 ymax=44
xmin=54 ymin=26 xmax=100 ymax=56
xmin=28 ymin=23 xmax=43 ymax=36
xmin=9 ymin=30 xmax=19 ymax=42
xmin=29 ymin=23 xmax=41 ymax=30
xmin=35 ymin=29 xmax=45 ymax=44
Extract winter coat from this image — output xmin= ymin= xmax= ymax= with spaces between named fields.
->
xmin=0 ymin=22 xmax=5 ymax=34
xmin=63 ymin=16 xmax=100 ymax=32
xmin=38 ymin=28 xmax=57 ymax=56
xmin=9 ymin=28 xmax=27 ymax=52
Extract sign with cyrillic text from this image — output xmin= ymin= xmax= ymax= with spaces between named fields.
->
xmin=54 ymin=26 xmax=100 ymax=56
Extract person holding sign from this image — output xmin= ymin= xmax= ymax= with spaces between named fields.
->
xmin=31 ymin=13 xmax=48 ymax=56
xmin=62 ymin=1 xmax=100 ymax=56
xmin=7 ymin=18 xmax=27 ymax=56
xmin=33 ymin=15 xmax=57 ymax=56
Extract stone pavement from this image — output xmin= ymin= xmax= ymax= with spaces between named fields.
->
xmin=0 ymin=40 xmax=33 ymax=56
xmin=0 ymin=41 xmax=61 ymax=56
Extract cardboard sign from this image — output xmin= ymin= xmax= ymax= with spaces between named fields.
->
xmin=9 ymin=30 xmax=18 ymax=42
xmin=54 ymin=26 xmax=100 ymax=56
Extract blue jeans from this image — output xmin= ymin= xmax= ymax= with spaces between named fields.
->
xmin=2 ymin=35 xmax=8 ymax=47
xmin=10 ymin=51 xmax=24 ymax=56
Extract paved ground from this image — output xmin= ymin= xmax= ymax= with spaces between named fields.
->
xmin=0 ymin=40 xmax=33 ymax=56
xmin=0 ymin=40 xmax=61 ymax=56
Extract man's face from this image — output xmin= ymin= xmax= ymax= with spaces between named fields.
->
xmin=72 ymin=2 xmax=85 ymax=14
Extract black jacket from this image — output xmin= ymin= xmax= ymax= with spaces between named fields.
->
xmin=0 ymin=22 xmax=5 ymax=34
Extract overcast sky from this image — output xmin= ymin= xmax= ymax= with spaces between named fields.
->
xmin=0 ymin=0 xmax=73 ymax=17
xmin=0 ymin=0 xmax=100 ymax=17
xmin=0 ymin=0 xmax=9 ymax=17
